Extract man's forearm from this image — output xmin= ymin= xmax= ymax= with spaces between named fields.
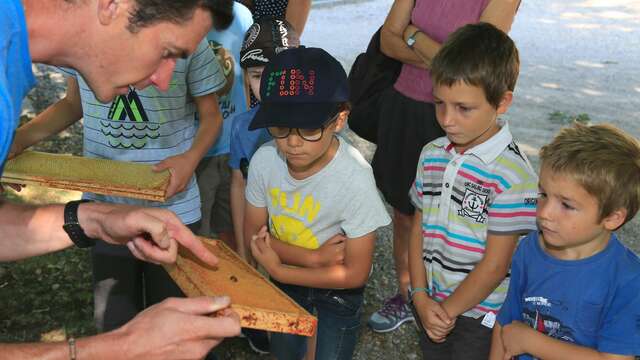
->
xmin=2 ymin=329 xmax=128 ymax=360
xmin=0 ymin=200 xmax=72 ymax=261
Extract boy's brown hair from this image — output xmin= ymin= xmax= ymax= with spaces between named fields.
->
xmin=539 ymin=122 xmax=640 ymax=225
xmin=431 ymin=22 xmax=519 ymax=109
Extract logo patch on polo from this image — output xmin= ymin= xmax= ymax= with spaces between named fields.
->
xmin=458 ymin=188 xmax=488 ymax=223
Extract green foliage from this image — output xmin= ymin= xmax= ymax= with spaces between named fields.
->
xmin=548 ymin=111 xmax=591 ymax=125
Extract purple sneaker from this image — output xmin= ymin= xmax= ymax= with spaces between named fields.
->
xmin=368 ymin=293 xmax=415 ymax=333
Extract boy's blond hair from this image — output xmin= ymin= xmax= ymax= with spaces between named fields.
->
xmin=540 ymin=123 xmax=640 ymax=225
xmin=431 ymin=22 xmax=519 ymax=109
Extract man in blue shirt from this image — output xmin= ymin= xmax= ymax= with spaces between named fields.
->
xmin=0 ymin=0 xmax=240 ymax=359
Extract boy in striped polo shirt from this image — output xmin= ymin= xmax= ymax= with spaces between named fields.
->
xmin=407 ymin=23 xmax=538 ymax=359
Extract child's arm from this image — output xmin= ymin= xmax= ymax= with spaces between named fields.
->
xmin=153 ymin=93 xmax=221 ymax=198
xmin=501 ymin=321 xmax=634 ymax=360
xmin=10 ymin=76 xmax=83 ymax=157
xmin=408 ymin=209 xmax=455 ymax=342
xmin=230 ymin=169 xmax=247 ymax=259
xmin=268 ymin=233 xmax=346 ymax=268
xmin=489 ymin=322 xmax=506 ymax=360
xmin=440 ymin=233 xmax=518 ymax=318
xmin=242 ymin=202 xmax=345 ymax=267
xmin=251 ymin=226 xmax=375 ymax=289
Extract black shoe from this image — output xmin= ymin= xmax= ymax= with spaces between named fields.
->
xmin=241 ymin=328 xmax=270 ymax=355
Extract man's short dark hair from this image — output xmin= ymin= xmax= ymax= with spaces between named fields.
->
xmin=127 ymin=0 xmax=233 ymax=32
xmin=431 ymin=22 xmax=519 ymax=109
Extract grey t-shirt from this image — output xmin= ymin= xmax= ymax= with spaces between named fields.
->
xmin=246 ymin=136 xmax=391 ymax=249
xmin=61 ymin=38 xmax=225 ymax=225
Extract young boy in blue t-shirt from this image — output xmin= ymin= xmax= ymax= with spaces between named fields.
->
xmin=490 ymin=123 xmax=640 ymax=359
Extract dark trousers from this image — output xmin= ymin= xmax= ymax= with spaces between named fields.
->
xmin=417 ymin=313 xmax=493 ymax=360
xmin=270 ymin=280 xmax=364 ymax=360
xmin=92 ymin=222 xmax=198 ymax=332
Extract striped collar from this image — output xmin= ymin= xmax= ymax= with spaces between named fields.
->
xmin=434 ymin=120 xmax=513 ymax=165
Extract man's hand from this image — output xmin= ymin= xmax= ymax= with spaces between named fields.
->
xmin=312 ymin=233 xmax=346 ymax=267
xmin=250 ymin=225 xmax=282 ymax=275
xmin=413 ymin=292 xmax=455 ymax=343
xmin=501 ymin=320 xmax=530 ymax=359
xmin=152 ymin=153 xmax=199 ymax=199
xmin=112 ymin=296 xmax=240 ymax=360
xmin=81 ymin=203 xmax=217 ymax=266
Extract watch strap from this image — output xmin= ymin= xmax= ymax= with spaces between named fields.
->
xmin=63 ymin=200 xmax=96 ymax=248
xmin=407 ymin=29 xmax=422 ymax=48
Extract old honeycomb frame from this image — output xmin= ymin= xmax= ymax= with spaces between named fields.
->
xmin=164 ymin=239 xmax=317 ymax=336
xmin=1 ymin=151 xmax=169 ymax=202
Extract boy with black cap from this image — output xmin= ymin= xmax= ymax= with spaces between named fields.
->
xmin=245 ymin=47 xmax=391 ymax=359
xmin=230 ymin=17 xmax=299 ymax=261
xmin=224 ymin=16 xmax=298 ymax=355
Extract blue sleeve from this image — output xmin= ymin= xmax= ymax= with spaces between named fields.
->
xmin=0 ymin=74 xmax=15 ymax=173
xmin=228 ymin=117 xmax=243 ymax=169
xmin=497 ymin=237 xmax=527 ymax=326
xmin=597 ymin=272 xmax=640 ymax=355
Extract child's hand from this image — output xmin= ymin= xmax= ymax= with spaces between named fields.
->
xmin=501 ymin=321 xmax=530 ymax=359
xmin=313 ymin=233 xmax=346 ymax=267
xmin=250 ymin=226 xmax=282 ymax=275
xmin=153 ymin=153 xmax=199 ymax=199
xmin=413 ymin=293 xmax=455 ymax=343
xmin=2 ymin=142 xmax=26 ymax=193
xmin=8 ymin=140 xmax=25 ymax=160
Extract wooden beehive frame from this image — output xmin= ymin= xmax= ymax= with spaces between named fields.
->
xmin=1 ymin=151 xmax=170 ymax=202
xmin=164 ymin=239 xmax=317 ymax=336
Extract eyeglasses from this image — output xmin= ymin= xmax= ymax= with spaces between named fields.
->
xmin=267 ymin=113 xmax=339 ymax=142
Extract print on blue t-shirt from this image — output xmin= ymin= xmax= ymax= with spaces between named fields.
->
xmin=497 ymin=231 xmax=640 ymax=358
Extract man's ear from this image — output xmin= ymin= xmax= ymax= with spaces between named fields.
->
xmin=496 ymin=91 xmax=513 ymax=115
xmin=97 ymin=0 xmax=123 ymax=26
xmin=333 ymin=110 xmax=350 ymax=132
xmin=602 ymin=208 xmax=627 ymax=231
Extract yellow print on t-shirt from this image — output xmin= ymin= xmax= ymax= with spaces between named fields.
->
xmin=269 ymin=188 xmax=320 ymax=249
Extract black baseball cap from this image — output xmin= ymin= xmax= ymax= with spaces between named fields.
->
xmin=249 ymin=47 xmax=349 ymax=130
xmin=240 ymin=17 xmax=299 ymax=69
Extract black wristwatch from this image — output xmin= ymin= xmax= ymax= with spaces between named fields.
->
xmin=63 ymin=200 xmax=97 ymax=248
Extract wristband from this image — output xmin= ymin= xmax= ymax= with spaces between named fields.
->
xmin=406 ymin=29 xmax=422 ymax=49
xmin=63 ymin=200 xmax=97 ymax=248
xmin=408 ymin=286 xmax=429 ymax=300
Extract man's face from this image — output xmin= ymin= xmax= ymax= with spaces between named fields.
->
xmin=81 ymin=5 xmax=212 ymax=103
